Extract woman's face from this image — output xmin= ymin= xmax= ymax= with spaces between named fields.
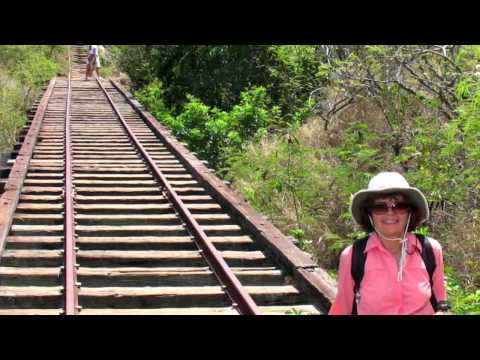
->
xmin=369 ymin=194 xmax=411 ymax=238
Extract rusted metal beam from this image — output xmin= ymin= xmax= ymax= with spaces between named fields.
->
xmin=64 ymin=66 xmax=79 ymax=315
xmin=0 ymin=78 xmax=56 ymax=260
xmin=110 ymin=80 xmax=338 ymax=311
xmin=97 ymin=79 xmax=261 ymax=315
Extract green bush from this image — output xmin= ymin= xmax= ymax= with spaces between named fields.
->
xmin=0 ymin=70 xmax=25 ymax=151
xmin=126 ymin=45 xmax=479 ymax=305
xmin=0 ymin=45 xmax=68 ymax=151
xmin=136 ymin=83 xmax=281 ymax=172
xmin=445 ymin=266 xmax=480 ymax=315
xmin=114 ymin=45 xmax=324 ymax=121
xmin=226 ymin=133 xmax=335 ymax=254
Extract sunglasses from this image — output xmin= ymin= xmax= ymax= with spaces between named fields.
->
xmin=368 ymin=202 xmax=411 ymax=215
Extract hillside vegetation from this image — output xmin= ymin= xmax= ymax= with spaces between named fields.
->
xmin=111 ymin=45 xmax=480 ymax=314
xmin=0 ymin=45 xmax=68 ymax=152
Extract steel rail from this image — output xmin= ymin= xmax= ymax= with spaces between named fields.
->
xmin=96 ymin=79 xmax=261 ymax=315
xmin=63 ymin=50 xmax=79 ymax=315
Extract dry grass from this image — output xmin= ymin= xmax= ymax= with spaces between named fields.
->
xmin=230 ymin=87 xmax=479 ymax=292
xmin=432 ymin=209 xmax=480 ymax=289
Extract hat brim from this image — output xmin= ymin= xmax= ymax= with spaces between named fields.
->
xmin=350 ymin=187 xmax=429 ymax=227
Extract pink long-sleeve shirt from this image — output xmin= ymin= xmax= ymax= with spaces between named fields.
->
xmin=329 ymin=233 xmax=447 ymax=315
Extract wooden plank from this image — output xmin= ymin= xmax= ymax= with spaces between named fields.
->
xmin=76 ymin=249 xmax=264 ymax=261
xmin=26 ymin=173 xmax=63 ymax=178
xmin=207 ymin=236 xmax=254 ymax=244
xmin=75 ymin=204 xmax=172 ymax=211
xmin=73 ymin=151 xmax=139 ymax=155
xmin=11 ymin=225 xmax=63 ymax=232
xmin=71 ymin=141 xmax=130 ymax=145
xmin=0 ymin=267 xmax=61 ymax=276
xmin=75 ymin=213 xmax=229 ymax=221
xmin=77 ymin=236 xmax=193 ymax=244
xmin=29 ymin=160 xmax=63 ymax=165
xmin=75 ymin=195 xmax=168 ymax=202
xmin=74 ymin=155 xmax=175 ymax=160
xmin=77 ymin=250 xmax=202 ymax=260
xmin=77 ymin=180 xmax=198 ymax=187
xmin=75 ymin=214 xmax=177 ymax=221
xmin=0 ymin=286 xmax=62 ymax=297
xmin=74 ymin=180 xmax=157 ymax=185
xmin=13 ymin=214 xmax=63 ymax=223
xmin=7 ymin=236 xmax=63 ymax=243
xmin=76 ymin=235 xmax=253 ymax=244
xmin=16 ymin=203 xmax=63 ymax=211
xmin=73 ymin=174 xmax=152 ymax=179
xmin=28 ymin=166 xmax=64 ymax=172
xmin=75 ymin=203 xmax=220 ymax=211
xmin=32 ymin=155 xmax=63 ymax=159
xmin=70 ymin=146 xmax=142 ymax=151
xmin=21 ymin=186 xmax=63 ymax=194
xmin=75 ymin=225 xmax=186 ymax=232
xmin=257 ymin=304 xmax=321 ymax=315
xmin=201 ymin=225 xmax=242 ymax=231
xmin=0 ymin=309 xmax=62 ymax=315
xmin=74 ymin=225 xmax=240 ymax=234
xmin=78 ymin=285 xmax=298 ymax=297
xmin=19 ymin=195 xmax=63 ymax=202
xmin=2 ymin=250 xmax=62 ymax=258
xmin=78 ymin=266 xmax=211 ymax=276
xmin=78 ymin=286 xmax=223 ymax=297
xmin=23 ymin=179 xmax=63 ymax=185
xmin=73 ymin=159 xmax=144 ymax=164
xmin=74 ymin=166 xmax=181 ymax=172
xmin=220 ymin=251 xmax=266 ymax=261
xmin=75 ymin=267 xmax=283 ymax=289
xmin=76 ymin=266 xmax=281 ymax=277
xmin=75 ymin=187 xmax=164 ymax=194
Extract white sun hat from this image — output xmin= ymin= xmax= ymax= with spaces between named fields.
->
xmin=350 ymin=172 xmax=429 ymax=228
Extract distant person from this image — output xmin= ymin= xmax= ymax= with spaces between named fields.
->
xmin=85 ymin=45 xmax=102 ymax=80
xmin=329 ymin=172 xmax=449 ymax=315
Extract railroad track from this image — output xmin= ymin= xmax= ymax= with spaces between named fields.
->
xmin=0 ymin=46 xmax=336 ymax=315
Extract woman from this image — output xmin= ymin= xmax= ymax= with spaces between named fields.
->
xmin=85 ymin=45 xmax=102 ymax=81
xmin=329 ymin=172 xmax=449 ymax=315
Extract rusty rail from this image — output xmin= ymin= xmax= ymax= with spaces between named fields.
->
xmin=63 ymin=55 xmax=79 ymax=315
xmin=96 ymin=78 xmax=261 ymax=315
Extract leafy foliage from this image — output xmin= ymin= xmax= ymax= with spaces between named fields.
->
xmin=115 ymin=45 xmax=323 ymax=119
xmin=115 ymin=45 xmax=480 ymax=312
xmin=445 ymin=266 xmax=480 ymax=315
xmin=0 ymin=45 xmax=68 ymax=151
xmin=136 ymin=82 xmax=281 ymax=171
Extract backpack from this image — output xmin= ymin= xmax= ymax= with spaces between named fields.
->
xmin=350 ymin=234 xmax=437 ymax=315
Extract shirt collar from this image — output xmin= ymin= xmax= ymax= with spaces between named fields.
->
xmin=365 ymin=232 xmax=422 ymax=253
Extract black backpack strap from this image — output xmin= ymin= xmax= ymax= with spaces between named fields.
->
xmin=416 ymin=234 xmax=438 ymax=311
xmin=351 ymin=236 xmax=369 ymax=315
